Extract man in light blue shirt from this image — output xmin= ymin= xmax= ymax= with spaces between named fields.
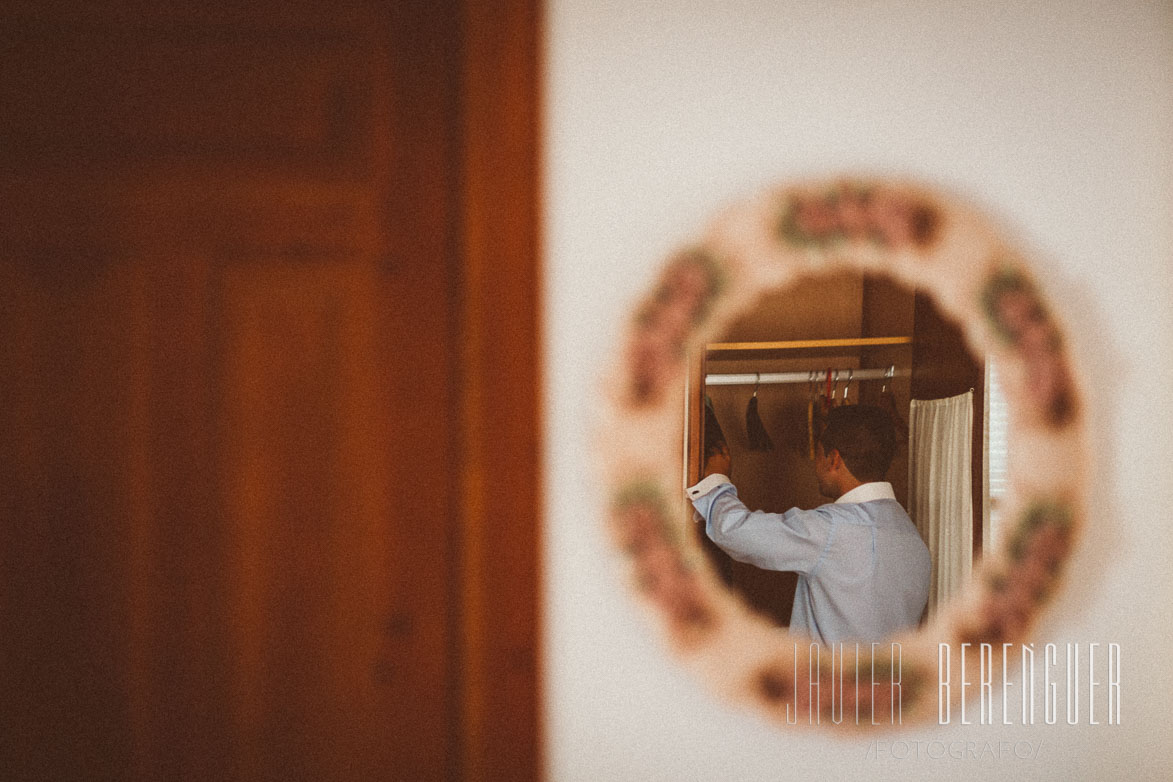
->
xmin=687 ymin=404 xmax=930 ymax=644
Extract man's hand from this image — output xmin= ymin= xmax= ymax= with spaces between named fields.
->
xmin=703 ymin=443 xmax=731 ymax=478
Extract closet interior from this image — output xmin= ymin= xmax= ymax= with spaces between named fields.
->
xmin=684 ymin=271 xmax=985 ymax=628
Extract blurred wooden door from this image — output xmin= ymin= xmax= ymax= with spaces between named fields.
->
xmin=0 ymin=2 xmax=540 ymax=780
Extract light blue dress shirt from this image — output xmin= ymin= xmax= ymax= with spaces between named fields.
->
xmin=687 ymin=476 xmax=930 ymax=644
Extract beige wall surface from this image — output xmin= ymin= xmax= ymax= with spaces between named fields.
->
xmin=543 ymin=1 xmax=1173 ymax=780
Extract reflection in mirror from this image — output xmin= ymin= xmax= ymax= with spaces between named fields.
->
xmin=606 ymin=178 xmax=1086 ymax=728
xmin=684 ymin=271 xmax=1006 ymax=641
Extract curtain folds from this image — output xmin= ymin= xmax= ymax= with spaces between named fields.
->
xmin=908 ymin=390 xmax=974 ymax=619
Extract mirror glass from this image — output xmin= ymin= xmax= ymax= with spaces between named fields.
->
xmin=604 ymin=177 xmax=1086 ymax=728
xmin=685 ymin=271 xmax=1008 ymax=636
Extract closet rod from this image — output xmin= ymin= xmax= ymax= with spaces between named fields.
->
xmin=707 ymin=336 xmax=912 ymax=352
xmin=704 ymin=367 xmax=910 ymax=387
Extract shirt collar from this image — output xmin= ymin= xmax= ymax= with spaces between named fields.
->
xmin=835 ymin=481 xmax=896 ymax=505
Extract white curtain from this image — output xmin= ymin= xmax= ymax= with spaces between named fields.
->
xmin=908 ymin=390 xmax=973 ymax=619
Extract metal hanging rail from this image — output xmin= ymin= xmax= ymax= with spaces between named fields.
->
xmin=704 ymin=366 xmax=909 ymax=387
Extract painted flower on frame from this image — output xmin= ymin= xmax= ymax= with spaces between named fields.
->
xmin=626 ymin=250 xmax=725 ymax=406
xmin=981 ymin=269 xmax=1077 ymax=427
xmin=779 ymin=182 xmax=940 ymax=250
xmin=612 ymin=482 xmax=717 ymax=641
xmin=966 ymin=503 xmax=1074 ymax=644
xmin=604 ymin=177 xmax=1085 ymax=731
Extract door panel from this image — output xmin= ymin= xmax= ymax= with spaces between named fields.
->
xmin=217 ymin=263 xmax=393 ymax=779
xmin=0 ymin=2 xmax=539 ymax=780
xmin=0 ymin=10 xmax=378 ymax=174
xmin=0 ymin=260 xmax=140 ymax=780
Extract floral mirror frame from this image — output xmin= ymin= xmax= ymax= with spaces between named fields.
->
xmin=600 ymin=177 xmax=1086 ymax=730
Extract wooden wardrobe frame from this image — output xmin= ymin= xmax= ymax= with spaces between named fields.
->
xmin=458 ymin=0 xmax=544 ymax=778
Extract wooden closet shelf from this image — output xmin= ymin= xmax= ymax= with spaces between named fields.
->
xmin=706 ymin=336 xmax=913 ymax=353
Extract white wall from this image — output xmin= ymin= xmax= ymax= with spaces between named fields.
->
xmin=543 ymin=2 xmax=1173 ymax=779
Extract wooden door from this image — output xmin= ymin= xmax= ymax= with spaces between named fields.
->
xmin=0 ymin=2 xmax=540 ymax=780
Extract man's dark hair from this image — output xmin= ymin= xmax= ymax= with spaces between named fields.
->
xmin=818 ymin=404 xmax=897 ymax=482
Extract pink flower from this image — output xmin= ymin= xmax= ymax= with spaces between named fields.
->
xmin=794 ymin=198 xmax=839 ymax=239
xmin=977 ymin=589 xmax=1029 ymax=642
xmin=867 ymin=191 xmax=916 ymax=247
xmin=1024 ymin=522 xmax=1070 ymax=570
xmin=615 ymin=503 xmax=661 ymax=555
xmin=1013 ymin=556 xmax=1051 ymax=597
xmin=627 ymin=326 xmax=677 ymax=403
xmin=655 ymin=298 xmax=694 ymax=344
xmin=636 ymin=538 xmax=713 ymax=632
xmin=836 ymin=190 xmax=872 ymax=240
xmin=664 ymin=259 xmax=712 ymax=314
xmin=1026 ymin=352 xmax=1076 ymax=425
xmin=994 ymin=289 xmax=1043 ymax=338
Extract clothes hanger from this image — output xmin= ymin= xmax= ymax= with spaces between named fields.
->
xmin=879 ymin=364 xmax=910 ymax=440
xmin=745 ymin=372 xmax=774 ymax=452
xmin=806 ymin=370 xmax=817 ymax=460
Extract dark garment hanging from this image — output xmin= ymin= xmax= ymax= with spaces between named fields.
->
xmin=703 ymin=395 xmax=728 ymax=460
xmin=880 ymin=388 xmax=910 ymax=441
xmin=745 ymin=392 xmax=774 ymax=451
xmin=808 ymin=397 xmax=825 ymax=461
xmin=700 ymin=395 xmax=736 ymax=587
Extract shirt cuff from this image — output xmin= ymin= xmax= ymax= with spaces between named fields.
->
xmin=686 ymin=473 xmax=731 ymax=500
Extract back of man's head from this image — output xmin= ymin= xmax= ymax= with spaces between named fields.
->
xmin=819 ymin=404 xmax=897 ymax=483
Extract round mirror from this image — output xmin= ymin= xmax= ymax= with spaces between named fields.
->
xmin=601 ymin=177 xmax=1086 ymax=730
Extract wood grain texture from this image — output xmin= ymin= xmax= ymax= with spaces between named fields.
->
xmin=0 ymin=1 xmax=543 ymax=780
xmin=458 ymin=0 xmax=544 ymax=778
